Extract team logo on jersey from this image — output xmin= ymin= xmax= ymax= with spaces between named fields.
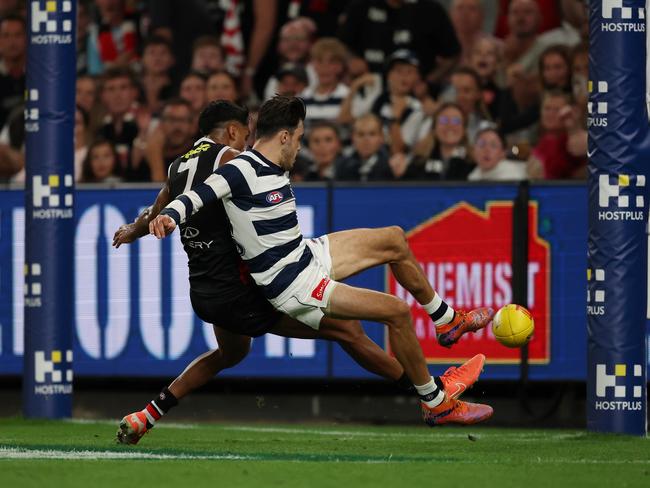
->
xmin=266 ymin=191 xmax=284 ymax=204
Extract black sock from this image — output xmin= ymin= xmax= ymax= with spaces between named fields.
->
xmin=395 ymin=372 xmax=415 ymax=393
xmin=155 ymin=387 xmax=179 ymax=413
xmin=143 ymin=387 xmax=179 ymax=429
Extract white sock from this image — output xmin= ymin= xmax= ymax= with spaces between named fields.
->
xmin=422 ymin=293 xmax=455 ymax=326
xmin=414 ymin=377 xmax=444 ymax=408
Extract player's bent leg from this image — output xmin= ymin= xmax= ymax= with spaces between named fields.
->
xmin=327 ymin=227 xmax=494 ymax=347
xmin=319 ymin=317 xmax=404 ymax=381
xmin=325 ymin=284 xmax=493 ymax=426
xmin=269 ymin=314 xmax=404 ymax=382
xmin=327 ymin=227 xmax=436 ymax=315
xmin=117 ymin=326 xmax=252 ymax=445
xmin=327 ymin=227 xmax=418 ymax=283
xmin=325 ymin=282 xmax=431 ymax=386
xmin=168 ymin=326 xmax=251 ymax=399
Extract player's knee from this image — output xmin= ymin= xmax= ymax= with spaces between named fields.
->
xmin=385 ymin=226 xmax=409 ymax=260
xmin=385 ymin=298 xmax=411 ymax=326
xmin=320 ymin=319 xmax=364 ymax=343
xmin=220 ymin=341 xmax=251 ymax=367
xmin=338 ymin=320 xmax=366 ymax=344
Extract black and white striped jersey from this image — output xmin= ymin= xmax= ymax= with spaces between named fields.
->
xmin=161 ymin=149 xmax=313 ymax=303
xmin=302 ymin=83 xmax=349 ymax=124
xmin=167 ymin=137 xmax=249 ymax=300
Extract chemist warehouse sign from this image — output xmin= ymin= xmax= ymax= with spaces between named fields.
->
xmin=387 ymin=202 xmax=551 ymax=364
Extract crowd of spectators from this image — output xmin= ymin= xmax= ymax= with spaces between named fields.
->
xmin=0 ymin=0 xmax=589 ymax=184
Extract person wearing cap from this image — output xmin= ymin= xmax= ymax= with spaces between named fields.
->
xmin=342 ymin=50 xmax=431 ymax=157
xmin=275 ymin=63 xmax=309 ymax=97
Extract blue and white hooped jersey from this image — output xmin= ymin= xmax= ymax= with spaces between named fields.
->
xmin=161 ymin=149 xmax=313 ymax=302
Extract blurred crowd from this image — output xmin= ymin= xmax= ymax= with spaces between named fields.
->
xmin=0 ymin=0 xmax=589 ymax=184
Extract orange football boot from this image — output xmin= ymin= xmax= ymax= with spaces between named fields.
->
xmin=116 ymin=411 xmax=150 ymax=445
xmin=436 ymin=307 xmax=495 ymax=348
xmin=439 ymin=353 xmax=486 ymax=399
xmin=421 ymin=396 xmax=493 ymax=426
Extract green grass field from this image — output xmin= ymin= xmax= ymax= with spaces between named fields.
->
xmin=0 ymin=418 xmax=648 ymax=488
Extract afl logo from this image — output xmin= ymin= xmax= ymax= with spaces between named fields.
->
xmin=266 ymin=191 xmax=284 ymax=204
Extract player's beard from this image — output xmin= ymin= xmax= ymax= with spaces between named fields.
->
xmin=279 ymin=144 xmax=297 ymax=171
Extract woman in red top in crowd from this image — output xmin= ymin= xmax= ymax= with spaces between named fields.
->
xmin=529 ymin=90 xmax=586 ymax=179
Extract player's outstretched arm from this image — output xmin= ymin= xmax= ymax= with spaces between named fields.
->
xmin=156 ymin=163 xmax=240 ymax=229
xmin=113 ymin=184 xmax=171 ymax=248
xmin=150 ymin=214 xmax=177 ymax=239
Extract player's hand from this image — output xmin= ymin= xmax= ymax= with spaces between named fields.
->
xmin=113 ymin=224 xmax=138 ymax=248
xmin=149 ymin=215 xmax=176 ymax=239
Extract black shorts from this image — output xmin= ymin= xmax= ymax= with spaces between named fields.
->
xmin=190 ymin=285 xmax=282 ymax=337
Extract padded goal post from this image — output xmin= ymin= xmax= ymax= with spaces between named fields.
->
xmin=587 ymin=0 xmax=648 ymax=436
xmin=22 ymin=0 xmax=76 ymax=418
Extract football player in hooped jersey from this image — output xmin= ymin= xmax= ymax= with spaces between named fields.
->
xmin=150 ymin=96 xmax=496 ymax=431
xmin=114 ymin=100 xmax=489 ymax=444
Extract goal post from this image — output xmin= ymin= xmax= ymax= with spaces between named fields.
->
xmin=22 ymin=0 xmax=77 ymax=418
xmin=587 ymin=0 xmax=648 ymax=436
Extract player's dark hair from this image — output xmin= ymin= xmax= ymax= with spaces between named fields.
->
xmin=256 ymin=96 xmax=306 ymax=139
xmin=198 ymin=100 xmax=249 ymax=136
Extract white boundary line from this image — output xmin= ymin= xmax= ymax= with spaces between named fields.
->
xmin=221 ymin=425 xmax=589 ymax=441
xmin=0 ymin=447 xmax=251 ymax=461
xmin=66 ymin=419 xmax=591 ymax=441
xmin=66 ymin=419 xmax=200 ymax=430
xmin=1 ymin=447 xmax=649 ymax=465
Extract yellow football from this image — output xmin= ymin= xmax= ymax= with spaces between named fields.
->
xmin=492 ymin=304 xmax=535 ymax=348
